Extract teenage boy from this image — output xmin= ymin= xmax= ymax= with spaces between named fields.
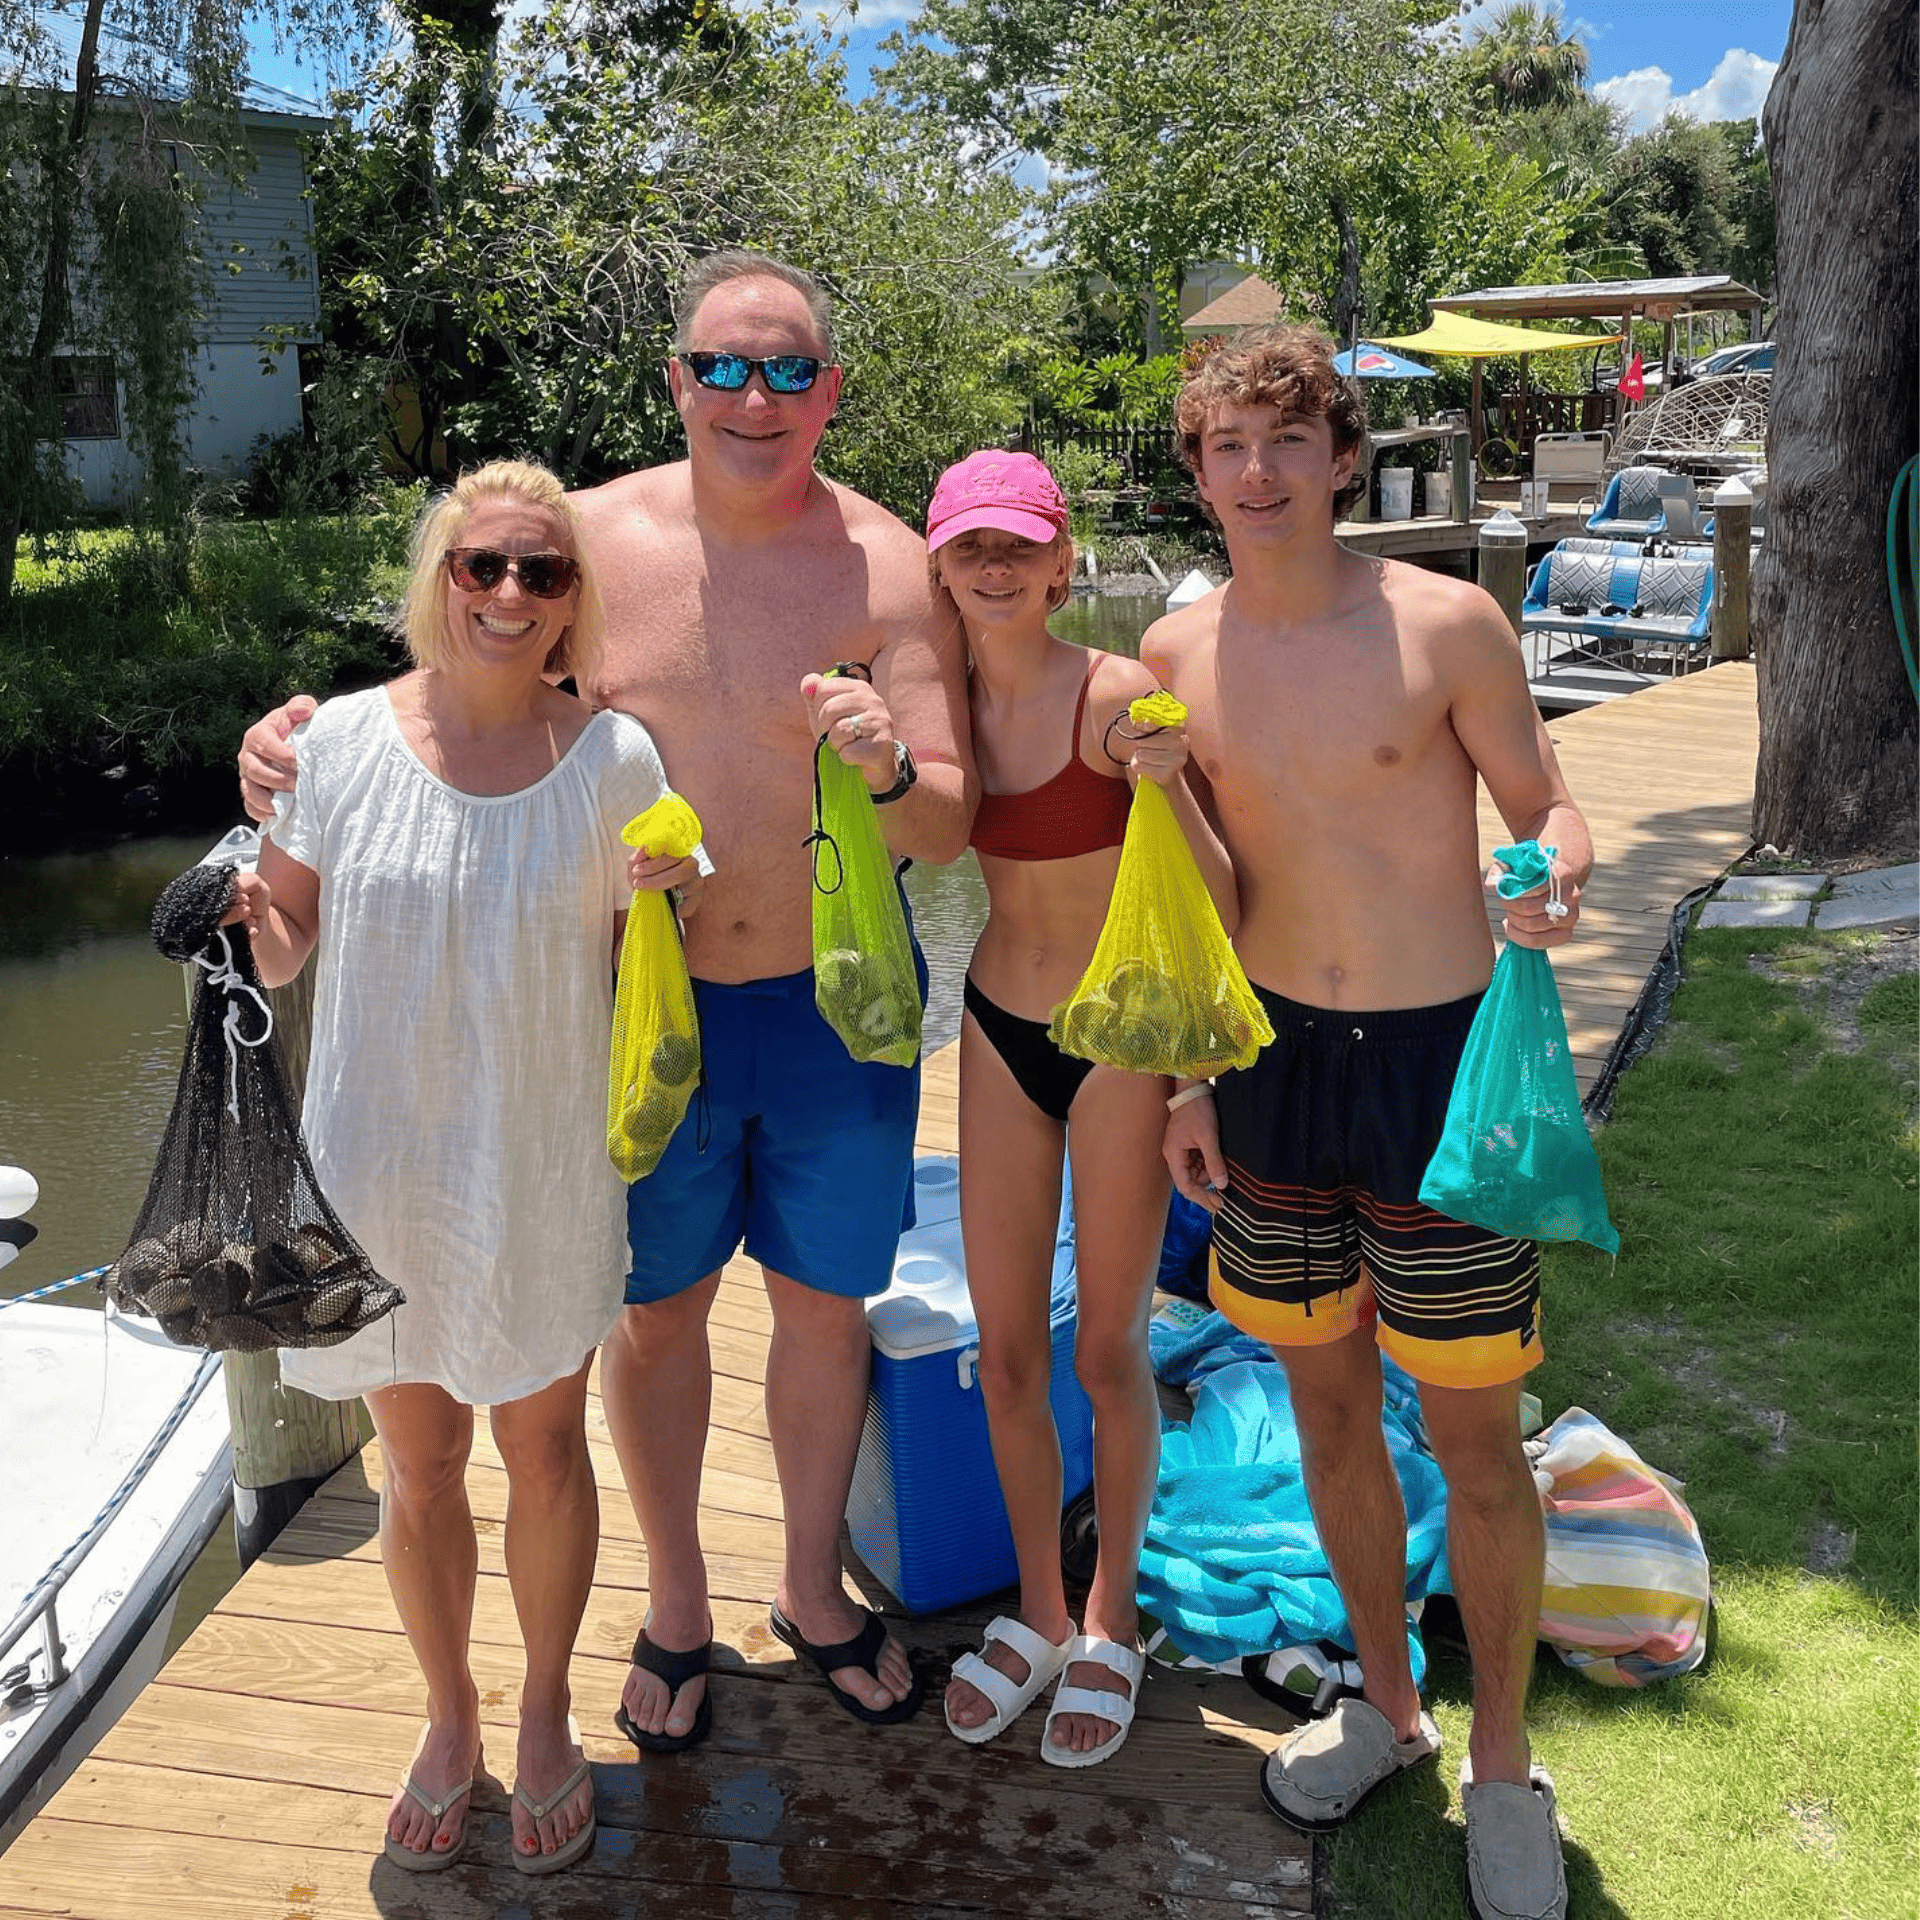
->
xmin=1145 ymin=324 xmax=1590 ymax=1920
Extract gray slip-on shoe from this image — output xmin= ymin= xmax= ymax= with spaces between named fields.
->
xmin=1461 ymin=1760 xmax=1568 ymax=1920
xmin=1258 ymin=1696 xmax=1442 ymax=1832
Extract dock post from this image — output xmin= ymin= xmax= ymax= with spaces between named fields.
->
xmin=1711 ymin=474 xmax=1753 ymax=661
xmin=220 ymin=964 xmax=369 ymax=1566
xmin=1478 ymin=508 xmax=1530 ymax=640
xmin=1450 ymin=430 xmax=1473 ymax=523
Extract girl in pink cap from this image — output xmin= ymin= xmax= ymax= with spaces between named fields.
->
xmin=927 ymin=449 xmax=1238 ymax=1766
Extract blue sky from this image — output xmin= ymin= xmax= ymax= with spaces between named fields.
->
xmin=247 ymin=0 xmax=1797 ymax=136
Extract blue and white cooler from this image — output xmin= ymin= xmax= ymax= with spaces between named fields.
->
xmin=846 ymin=1155 xmax=1094 ymax=1615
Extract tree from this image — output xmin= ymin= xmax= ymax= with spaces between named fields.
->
xmin=1460 ymin=0 xmax=1590 ymax=114
xmin=1361 ymin=128 xmax=1587 ymax=338
xmin=882 ymin=0 xmax=1458 ymax=350
xmin=0 ymin=0 xmax=376 ymax=599
xmin=878 ymin=0 xmax=1087 ymax=165
xmin=315 ymin=0 xmax=1046 ymax=518
xmin=1604 ymin=114 xmax=1736 ymax=278
xmin=1752 ymin=0 xmax=1916 ymax=861
xmin=1715 ymin=118 xmax=1776 ymax=300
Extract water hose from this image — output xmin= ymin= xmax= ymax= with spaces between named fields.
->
xmin=1890 ymin=455 xmax=1918 ymax=704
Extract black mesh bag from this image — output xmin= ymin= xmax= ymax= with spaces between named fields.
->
xmin=102 ymin=860 xmax=404 ymax=1352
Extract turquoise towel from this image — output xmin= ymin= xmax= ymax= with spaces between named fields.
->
xmin=1138 ymin=1349 xmax=1451 ymax=1682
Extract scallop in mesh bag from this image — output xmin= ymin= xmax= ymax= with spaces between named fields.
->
xmin=1048 ymin=693 xmax=1273 ymax=1078
xmin=102 ymin=859 xmax=404 ymax=1351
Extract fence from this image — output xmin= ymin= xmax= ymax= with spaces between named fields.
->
xmin=1491 ymin=391 xmax=1617 ymax=450
xmin=1016 ymin=421 xmax=1181 ymax=480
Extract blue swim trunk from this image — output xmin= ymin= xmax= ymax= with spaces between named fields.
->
xmin=625 ymin=958 xmax=924 ymax=1302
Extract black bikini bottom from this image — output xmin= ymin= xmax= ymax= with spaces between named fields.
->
xmin=962 ymin=975 xmax=1094 ymax=1124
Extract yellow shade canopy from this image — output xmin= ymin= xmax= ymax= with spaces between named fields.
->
xmin=1371 ymin=310 xmax=1623 ymax=358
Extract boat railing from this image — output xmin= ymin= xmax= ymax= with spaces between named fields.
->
xmin=0 ymin=1270 xmax=223 ymax=1715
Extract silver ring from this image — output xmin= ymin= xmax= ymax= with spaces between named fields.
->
xmin=848 ymin=714 xmax=864 ymax=741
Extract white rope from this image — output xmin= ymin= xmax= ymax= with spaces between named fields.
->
xmin=192 ymin=928 xmax=275 ymax=1123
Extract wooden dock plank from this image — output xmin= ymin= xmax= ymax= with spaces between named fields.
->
xmin=0 ymin=664 xmax=1756 ymax=1915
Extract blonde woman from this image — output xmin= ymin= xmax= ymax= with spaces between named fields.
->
xmin=927 ymin=451 xmax=1238 ymax=1765
xmin=225 ymin=461 xmax=705 ymax=1873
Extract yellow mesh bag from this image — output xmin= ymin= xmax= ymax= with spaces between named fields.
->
xmin=1048 ymin=693 xmax=1273 ymax=1077
xmin=608 ymin=793 xmax=703 ymax=1181
xmin=807 ymin=670 xmax=922 ymax=1069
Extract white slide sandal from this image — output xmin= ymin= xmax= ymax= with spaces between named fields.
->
xmin=944 ymin=1615 xmax=1077 ymax=1745
xmin=1040 ymin=1634 xmax=1146 ymax=1769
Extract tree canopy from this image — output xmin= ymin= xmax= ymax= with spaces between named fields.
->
xmin=1460 ymin=1 xmax=1590 ymax=114
xmin=312 ymin=1 xmax=1043 ymax=520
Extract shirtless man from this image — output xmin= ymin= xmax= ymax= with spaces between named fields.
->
xmin=1147 ymin=327 xmax=1587 ymax=1920
xmin=239 ymin=253 xmax=974 ymax=1774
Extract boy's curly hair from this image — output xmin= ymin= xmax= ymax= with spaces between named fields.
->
xmin=1175 ymin=325 xmax=1369 ymax=519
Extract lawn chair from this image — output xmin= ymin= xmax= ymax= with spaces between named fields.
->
xmin=1585 ymin=466 xmax=1692 ymax=539
xmin=1532 ymin=431 xmax=1611 ymax=510
xmin=1656 ymin=475 xmax=1702 ymax=542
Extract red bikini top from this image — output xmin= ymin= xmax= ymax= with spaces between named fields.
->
xmin=969 ymin=664 xmax=1133 ymax=863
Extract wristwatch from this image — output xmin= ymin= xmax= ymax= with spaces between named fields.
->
xmin=871 ymin=739 xmax=919 ymax=805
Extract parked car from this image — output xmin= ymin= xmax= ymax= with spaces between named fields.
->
xmin=1693 ymin=341 xmax=1775 ymax=377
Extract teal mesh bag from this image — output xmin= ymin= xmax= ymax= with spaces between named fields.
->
xmin=1419 ymin=841 xmax=1619 ymax=1254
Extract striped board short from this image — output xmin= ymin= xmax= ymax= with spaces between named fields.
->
xmin=1209 ymin=986 xmax=1544 ymax=1392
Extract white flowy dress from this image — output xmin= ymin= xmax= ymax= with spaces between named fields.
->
xmin=269 ymin=686 xmax=686 ymax=1406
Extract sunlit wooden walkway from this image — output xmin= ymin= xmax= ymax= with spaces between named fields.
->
xmin=0 ymin=664 xmax=1758 ymax=1916
xmin=1500 ymin=662 xmax=1759 ymax=1092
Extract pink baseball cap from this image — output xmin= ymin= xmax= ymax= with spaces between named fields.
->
xmin=926 ymin=450 xmax=1069 ymax=551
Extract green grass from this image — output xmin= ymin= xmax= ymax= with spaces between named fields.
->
xmin=2 ymin=503 xmax=418 ymax=774
xmin=1861 ymin=968 xmax=1919 ymax=1040
xmin=1324 ymin=923 xmax=1919 ymax=1919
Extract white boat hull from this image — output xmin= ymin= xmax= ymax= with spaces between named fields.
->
xmin=0 ymin=1301 xmax=231 ymax=1850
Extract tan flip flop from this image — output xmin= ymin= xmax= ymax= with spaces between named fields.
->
xmin=383 ymin=1767 xmax=477 ymax=1872
xmin=512 ymin=1717 xmax=596 ymax=1876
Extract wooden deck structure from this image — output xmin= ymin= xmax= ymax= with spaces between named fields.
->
xmin=0 ymin=666 xmax=1760 ymax=1916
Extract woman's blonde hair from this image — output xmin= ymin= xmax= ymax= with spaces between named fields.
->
xmin=927 ymin=530 xmax=1077 ymax=617
xmin=397 ymin=458 xmax=606 ymax=687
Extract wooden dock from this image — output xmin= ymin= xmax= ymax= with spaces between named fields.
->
xmin=1504 ymin=662 xmax=1758 ymax=1092
xmin=0 ymin=665 xmax=1760 ymax=1916
xmin=1336 ymin=502 xmax=1589 ymax=562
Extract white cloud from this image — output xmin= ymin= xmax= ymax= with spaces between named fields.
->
xmin=1595 ymin=48 xmax=1779 ymax=133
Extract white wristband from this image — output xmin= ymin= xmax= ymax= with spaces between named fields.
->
xmin=1166 ymin=1080 xmax=1215 ymax=1113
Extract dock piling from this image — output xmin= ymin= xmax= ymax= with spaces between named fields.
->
xmin=1478 ymin=508 xmax=1531 ymax=640
xmin=1711 ymin=475 xmax=1753 ymax=661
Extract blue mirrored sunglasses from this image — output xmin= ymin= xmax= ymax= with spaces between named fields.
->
xmin=678 ymin=351 xmax=825 ymax=394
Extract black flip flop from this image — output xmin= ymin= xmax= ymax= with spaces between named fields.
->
xmin=613 ymin=1628 xmax=713 ymax=1754
xmin=767 ymin=1602 xmax=925 ymax=1726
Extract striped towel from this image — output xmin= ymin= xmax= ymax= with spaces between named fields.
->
xmin=1528 ymin=1407 xmax=1713 ymax=1687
